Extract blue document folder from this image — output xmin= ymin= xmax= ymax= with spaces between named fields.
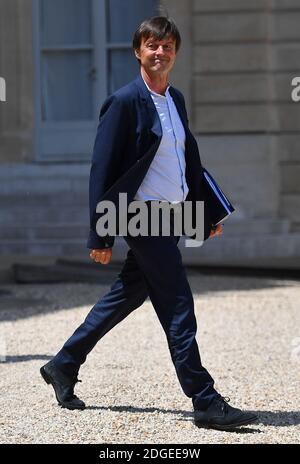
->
xmin=202 ymin=167 xmax=235 ymax=226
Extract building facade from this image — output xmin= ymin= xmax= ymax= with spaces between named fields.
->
xmin=0 ymin=0 xmax=300 ymax=268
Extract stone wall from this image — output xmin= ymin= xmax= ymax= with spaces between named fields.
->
xmin=0 ymin=0 xmax=300 ymax=267
xmin=0 ymin=0 xmax=34 ymax=163
xmin=161 ymin=0 xmax=300 ymax=266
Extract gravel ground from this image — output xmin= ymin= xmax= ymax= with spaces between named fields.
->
xmin=0 ymin=271 xmax=299 ymax=444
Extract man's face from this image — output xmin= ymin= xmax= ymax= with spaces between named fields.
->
xmin=134 ymin=35 xmax=177 ymax=75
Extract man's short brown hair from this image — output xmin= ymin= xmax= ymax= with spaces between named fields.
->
xmin=133 ymin=16 xmax=181 ymax=63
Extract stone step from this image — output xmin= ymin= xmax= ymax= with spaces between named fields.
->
xmin=13 ymin=261 xmax=123 ymax=284
xmin=0 ymin=218 xmax=290 ymax=239
xmin=7 ymin=242 xmax=300 ymax=284
xmin=0 ymin=164 xmax=90 ymax=194
xmin=1 ymin=233 xmax=300 ymax=272
xmin=0 ymin=224 xmax=89 ymax=240
xmin=0 ymin=236 xmax=128 ymax=260
xmin=0 ymin=205 xmax=89 ymax=224
xmin=180 ymin=232 xmax=300 ymax=269
xmin=0 ymin=192 xmax=88 ymax=207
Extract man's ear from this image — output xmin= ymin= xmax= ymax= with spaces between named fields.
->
xmin=134 ymin=48 xmax=141 ymax=60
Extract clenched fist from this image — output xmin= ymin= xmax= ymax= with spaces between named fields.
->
xmin=89 ymin=248 xmax=112 ymax=265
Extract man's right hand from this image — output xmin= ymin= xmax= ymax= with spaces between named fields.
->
xmin=89 ymin=248 xmax=112 ymax=265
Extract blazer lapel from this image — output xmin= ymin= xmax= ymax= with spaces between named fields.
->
xmin=133 ymin=73 xmax=191 ymax=154
xmin=133 ymin=74 xmax=162 ymax=139
xmin=168 ymin=87 xmax=189 ymax=133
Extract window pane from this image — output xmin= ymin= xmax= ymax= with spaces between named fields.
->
xmin=106 ymin=0 xmax=157 ymax=43
xmin=108 ymin=49 xmax=140 ymax=93
xmin=41 ymin=52 xmax=93 ymax=121
xmin=40 ymin=0 xmax=92 ymax=46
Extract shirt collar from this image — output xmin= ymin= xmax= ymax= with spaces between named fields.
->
xmin=142 ymin=76 xmax=170 ymax=98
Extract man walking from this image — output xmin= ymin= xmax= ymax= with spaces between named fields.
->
xmin=40 ymin=16 xmax=258 ymax=431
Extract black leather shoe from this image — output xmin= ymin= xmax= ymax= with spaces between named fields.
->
xmin=40 ymin=360 xmax=85 ymax=410
xmin=194 ymin=396 xmax=258 ymax=431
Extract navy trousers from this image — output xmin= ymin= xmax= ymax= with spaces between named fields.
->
xmin=53 ymin=203 xmax=219 ymax=410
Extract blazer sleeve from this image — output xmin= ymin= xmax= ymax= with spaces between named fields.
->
xmin=87 ymin=95 xmax=130 ymax=250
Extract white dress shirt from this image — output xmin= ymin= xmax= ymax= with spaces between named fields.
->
xmin=134 ymin=78 xmax=189 ymax=204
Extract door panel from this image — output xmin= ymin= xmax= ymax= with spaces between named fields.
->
xmin=33 ymin=0 xmax=157 ymax=160
xmin=41 ymin=51 xmax=93 ymax=121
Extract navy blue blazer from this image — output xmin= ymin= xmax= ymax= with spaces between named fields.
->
xmin=87 ymin=73 xmax=214 ymax=250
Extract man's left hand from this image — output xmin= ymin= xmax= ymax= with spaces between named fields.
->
xmin=209 ymin=223 xmax=223 ymax=238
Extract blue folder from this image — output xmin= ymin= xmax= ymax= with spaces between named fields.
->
xmin=202 ymin=167 xmax=235 ymax=226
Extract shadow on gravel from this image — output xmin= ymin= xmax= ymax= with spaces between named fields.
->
xmin=84 ymin=404 xmax=300 ymax=430
xmin=0 ymin=354 xmax=52 ymax=363
xmin=0 ymin=270 xmax=299 ymax=322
